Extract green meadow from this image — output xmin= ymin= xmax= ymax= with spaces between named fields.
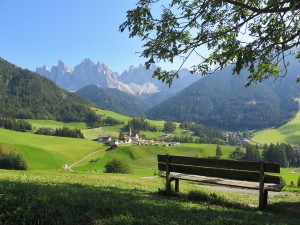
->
xmin=72 ymin=143 xmax=237 ymax=175
xmin=252 ymin=99 xmax=300 ymax=145
xmin=1 ymin=110 xmax=300 ymax=224
xmin=0 ymin=128 xmax=105 ymax=170
xmin=28 ymin=119 xmax=88 ymax=130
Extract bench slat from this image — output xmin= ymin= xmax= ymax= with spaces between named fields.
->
xmin=157 ymin=154 xmax=280 ymax=173
xmin=161 ymin=172 xmax=283 ymax=191
xmin=158 ymin=163 xmax=280 ymax=184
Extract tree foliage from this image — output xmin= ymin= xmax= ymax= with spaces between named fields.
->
xmin=0 ymin=118 xmax=32 ymax=132
xmin=125 ymin=117 xmax=157 ymax=132
xmin=0 ymin=144 xmax=27 ymax=170
xmin=104 ymin=158 xmax=132 ymax=174
xmin=229 ymin=147 xmax=245 ymax=160
xmin=263 ymin=142 xmax=300 ymax=167
xmin=215 ymin=145 xmax=223 ymax=157
xmin=244 ymin=144 xmax=261 ymax=161
xmin=0 ymin=58 xmax=98 ymax=123
xmin=120 ymin=0 xmax=300 ymax=86
xmin=164 ymin=121 xmax=176 ymax=133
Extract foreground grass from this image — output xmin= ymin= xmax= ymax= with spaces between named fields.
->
xmin=252 ymin=99 xmax=300 ymax=145
xmin=0 ymin=170 xmax=299 ymax=225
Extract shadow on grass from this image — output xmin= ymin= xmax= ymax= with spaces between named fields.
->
xmin=156 ymin=188 xmax=248 ymax=210
xmin=0 ymin=179 xmax=299 ymax=225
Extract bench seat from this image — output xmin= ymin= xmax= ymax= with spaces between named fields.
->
xmin=161 ymin=172 xmax=284 ymax=192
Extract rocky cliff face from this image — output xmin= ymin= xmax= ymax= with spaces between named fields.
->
xmin=36 ymin=59 xmax=159 ymax=95
xmin=36 ymin=59 xmax=200 ymax=95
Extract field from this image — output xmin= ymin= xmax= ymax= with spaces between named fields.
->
xmin=1 ymin=109 xmax=300 ymax=224
xmin=72 ymin=143 xmax=237 ymax=176
xmin=0 ymin=128 xmax=105 ymax=170
xmin=252 ymin=99 xmax=300 ymax=145
xmin=0 ymin=170 xmax=299 ymax=225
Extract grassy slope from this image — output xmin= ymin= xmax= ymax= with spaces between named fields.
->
xmin=0 ymin=170 xmax=299 ymax=225
xmin=0 ymin=128 xmax=105 ymax=170
xmin=252 ymin=99 xmax=300 ymax=145
xmin=28 ymin=119 xmax=88 ymax=130
xmin=73 ymin=144 xmax=240 ymax=175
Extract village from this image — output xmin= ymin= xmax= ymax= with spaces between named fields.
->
xmin=97 ymin=128 xmax=180 ymax=147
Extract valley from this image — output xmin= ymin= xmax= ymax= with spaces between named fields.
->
xmin=1 ymin=58 xmax=300 ymax=224
xmin=2 ymin=1 xmax=300 ymax=223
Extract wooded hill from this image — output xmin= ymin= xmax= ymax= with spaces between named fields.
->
xmin=0 ymin=58 xmax=97 ymax=122
xmin=146 ymin=64 xmax=300 ymax=131
xmin=76 ymin=85 xmax=152 ymax=116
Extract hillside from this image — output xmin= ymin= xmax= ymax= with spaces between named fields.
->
xmin=0 ymin=58 xmax=96 ymax=122
xmin=252 ymin=99 xmax=300 ymax=145
xmin=0 ymin=128 xmax=105 ymax=170
xmin=76 ymin=85 xmax=152 ymax=116
xmin=146 ymin=65 xmax=300 ymax=131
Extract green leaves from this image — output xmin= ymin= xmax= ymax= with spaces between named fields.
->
xmin=120 ymin=0 xmax=300 ymax=86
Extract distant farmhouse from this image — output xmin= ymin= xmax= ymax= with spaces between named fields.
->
xmin=98 ymin=135 xmax=112 ymax=143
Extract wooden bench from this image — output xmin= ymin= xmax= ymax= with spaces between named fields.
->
xmin=157 ymin=154 xmax=284 ymax=210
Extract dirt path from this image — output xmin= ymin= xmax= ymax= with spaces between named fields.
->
xmin=68 ymin=149 xmax=104 ymax=171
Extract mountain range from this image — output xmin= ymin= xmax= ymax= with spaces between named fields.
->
xmin=6 ymin=55 xmax=300 ymax=131
xmin=36 ymin=59 xmax=201 ymax=96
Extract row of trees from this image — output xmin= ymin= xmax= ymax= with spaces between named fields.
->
xmin=229 ymin=143 xmax=300 ymax=167
xmin=180 ymin=122 xmax=224 ymax=139
xmin=35 ymin=126 xmax=84 ymax=139
xmin=230 ymin=144 xmax=262 ymax=162
xmin=89 ymin=116 xmax=124 ymax=128
xmin=0 ymin=117 xmax=32 ymax=132
xmin=169 ymin=135 xmax=225 ymax=145
xmin=263 ymin=143 xmax=300 ymax=167
xmin=125 ymin=117 xmax=157 ymax=132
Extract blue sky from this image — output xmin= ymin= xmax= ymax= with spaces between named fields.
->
xmin=0 ymin=0 xmax=157 ymax=72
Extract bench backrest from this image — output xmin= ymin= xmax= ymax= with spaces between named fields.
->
xmin=157 ymin=154 xmax=281 ymax=184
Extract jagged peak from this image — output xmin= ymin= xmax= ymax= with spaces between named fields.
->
xmin=57 ymin=60 xmax=73 ymax=73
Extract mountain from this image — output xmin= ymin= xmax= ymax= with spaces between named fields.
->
xmin=36 ymin=59 xmax=160 ymax=95
xmin=36 ymin=59 xmax=201 ymax=99
xmin=0 ymin=57 xmax=96 ymax=122
xmin=145 ymin=64 xmax=300 ymax=131
xmin=76 ymin=85 xmax=152 ymax=116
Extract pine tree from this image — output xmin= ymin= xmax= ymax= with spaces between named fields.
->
xmin=216 ymin=145 xmax=222 ymax=157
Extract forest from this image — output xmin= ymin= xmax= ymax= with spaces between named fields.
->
xmin=0 ymin=58 xmax=98 ymax=123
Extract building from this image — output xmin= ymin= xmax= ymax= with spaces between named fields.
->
xmin=98 ymin=135 xmax=112 ymax=143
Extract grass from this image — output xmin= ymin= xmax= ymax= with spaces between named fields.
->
xmin=73 ymin=144 xmax=241 ymax=175
xmin=27 ymin=119 xmax=88 ymax=130
xmin=0 ymin=170 xmax=299 ymax=225
xmin=92 ymin=107 xmax=132 ymax=124
xmin=1 ymin=125 xmax=298 ymax=188
xmin=252 ymin=99 xmax=300 ymax=145
xmin=0 ymin=128 xmax=105 ymax=170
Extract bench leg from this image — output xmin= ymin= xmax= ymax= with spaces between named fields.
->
xmin=259 ymin=189 xmax=268 ymax=210
xmin=263 ymin=190 xmax=268 ymax=208
xmin=166 ymin=179 xmax=171 ymax=193
xmin=175 ymin=179 xmax=179 ymax=192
